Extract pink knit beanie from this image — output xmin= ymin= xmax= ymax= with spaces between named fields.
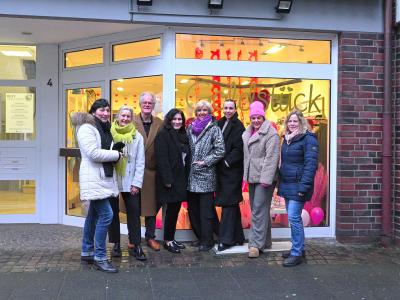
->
xmin=249 ymin=101 xmax=265 ymax=118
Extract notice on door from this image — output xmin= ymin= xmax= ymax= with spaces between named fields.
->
xmin=6 ymin=93 xmax=34 ymax=133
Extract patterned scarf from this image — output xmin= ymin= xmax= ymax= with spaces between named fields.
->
xmin=111 ymin=121 xmax=136 ymax=179
xmin=192 ymin=114 xmax=212 ymax=137
xmin=284 ymin=129 xmax=300 ymax=145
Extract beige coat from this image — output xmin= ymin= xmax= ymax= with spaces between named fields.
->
xmin=132 ymin=114 xmax=163 ymax=217
xmin=242 ymin=119 xmax=280 ymax=185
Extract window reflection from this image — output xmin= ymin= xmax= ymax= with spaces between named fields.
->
xmin=0 ymin=180 xmax=35 ymax=215
xmin=0 ymin=45 xmax=36 ymax=80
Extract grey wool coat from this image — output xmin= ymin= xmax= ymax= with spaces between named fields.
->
xmin=242 ymin=119 xmax=280 ymax=185
xmin=187 ymin=117 xmax=225 ymax=193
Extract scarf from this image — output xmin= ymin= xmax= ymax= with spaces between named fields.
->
xmin=94 ymin=116 xmax=114 ymax=177
xmin=284 ymin=129 xmax=300 ymax=145
xmin=191 ymin=114 xmax=212 ymax=137
xmin=111 ymin=120 xmax=136 ymax=175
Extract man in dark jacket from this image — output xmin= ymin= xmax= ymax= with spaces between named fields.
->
xmin=215 ymin=100 xmax=245 ymax=251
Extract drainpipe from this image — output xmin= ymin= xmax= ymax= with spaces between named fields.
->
xmin=381 ymin=0 xmax=393 ymax=247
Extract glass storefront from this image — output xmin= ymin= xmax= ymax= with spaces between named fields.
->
xmin=65 ymin=47 xmax=103 ymax=68
xmin=60 ymin=29 xmax=334 ymax=236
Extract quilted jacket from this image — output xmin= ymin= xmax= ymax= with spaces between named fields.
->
xmin=187 ymin=117 xmax=225 ymax=193
xmin=277 ymin=131 xmax=319 ymax=202
xmin=71 ymin=112 xmax=120 ymax=201
xmin=242 ymin=119 xmax=280 ymax=185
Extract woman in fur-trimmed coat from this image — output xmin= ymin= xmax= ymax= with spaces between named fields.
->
xmin=242 ymin=101 xmax=280 ymax=259
xmin=71 ymin=99 xmax=122 ymax=273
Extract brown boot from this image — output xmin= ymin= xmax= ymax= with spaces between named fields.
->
xmin=146 ymin=239 xmax=160 ymax=251
xmin=127 ymin=243 xmax=135 ymax=249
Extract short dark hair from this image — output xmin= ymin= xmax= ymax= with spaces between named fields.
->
xmin=89 ymin=99 xmax=110 ymax=115
xmin=163 ymin=108 xmax=186 ymax=132
xmin=224 ymin=99 xmax=236 ymax=109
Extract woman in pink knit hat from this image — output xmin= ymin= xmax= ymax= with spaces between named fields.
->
xmin=242 ymin=101 xmax=280 ymax=258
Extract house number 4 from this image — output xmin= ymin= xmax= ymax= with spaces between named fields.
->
xmin=47 ymin=79 xmax=53 ymax=87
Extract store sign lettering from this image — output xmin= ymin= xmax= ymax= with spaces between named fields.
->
xmin=185 ymin=81 xmax=324 ymax=113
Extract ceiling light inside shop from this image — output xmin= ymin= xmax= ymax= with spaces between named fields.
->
xmin=264 ymin=45 xmax=286 ymax=54
xmin=1 ymin=51 xmax=32 ymax=57
xmin=175 ymin=89 xmax=178 ymax=91
xmin=224 ymin=90 xmax=228 ymax=94
xmin=117 ymin=87 xmax=124 ymax=91
xmin=180 ymin=79 xmax=189 ymax=84
xmin=117 ymin=79 xmax=124 ymax=82
xmin=241 ymin=81 xmax=250 ymax=85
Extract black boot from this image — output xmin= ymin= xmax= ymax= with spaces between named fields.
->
xmin=282 ymin=250 xmax=306 ymax=259
xmin=164 ymin=241 xmax=180 ymax=253
xmin=130 ymin=245 xmax=147 ymax=261
xmin=93 ymin=260 xmax=118 ymax=273
xmin=218 ymin=243 xmax=231 ymax=252
xmin=282 ymin=255 xmax=303 ymax=267
xmin=111 ymin=243 xmax=122 ymax=257
xmin=172 ymin=240 xmax=186 ymax=249
xmin=81 ymin=255 xmax=94 ymax=264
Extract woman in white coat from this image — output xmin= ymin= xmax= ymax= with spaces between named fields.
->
xmin=108 ymin=106 xmax=146 ymax=261
xmin=71 ymin=99 xmax=123 ymax=273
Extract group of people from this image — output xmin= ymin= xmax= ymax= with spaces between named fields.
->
xmin=71 ymin=92 xmax=319 ymax=273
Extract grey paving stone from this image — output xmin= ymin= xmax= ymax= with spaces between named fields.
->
xmin=58 ymin=270 xmax=107 ymax=300
xmin=8 ymin=272 xmax=65 ymax=300
xmin=226 ymin=265 xmax=274 ymax=280
xmin=106 ymin=269 xmax=153 ymax=300
xmin=0 ymin=273 xmax=22 ymax=300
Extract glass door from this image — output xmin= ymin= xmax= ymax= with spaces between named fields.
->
xmin=61 ymin=83 xmax=104 ymax=218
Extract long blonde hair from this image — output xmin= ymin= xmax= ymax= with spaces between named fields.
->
xmin=283 ymin=110 xmax=311 ymax=134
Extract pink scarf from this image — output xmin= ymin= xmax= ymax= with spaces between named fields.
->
xmin=284 ymin=129 xmax=300 ymax=145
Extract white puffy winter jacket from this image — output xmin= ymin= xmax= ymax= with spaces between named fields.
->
xmin=71 ymin=112 xmax=120 ymax=201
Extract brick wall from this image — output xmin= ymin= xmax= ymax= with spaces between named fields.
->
xmin=337 ymin=32 xmax=385 ymax=243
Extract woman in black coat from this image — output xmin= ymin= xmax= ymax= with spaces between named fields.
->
xmin=215 ymin=100 xmax=245 ymax=251
xmin=155 ymin=108 xmax=190 ymax=253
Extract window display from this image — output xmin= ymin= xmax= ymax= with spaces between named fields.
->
xmin=176 ymin=34 xmax=330 ymax=64
xmin=176 ymin=75 xmax=330 ymax=229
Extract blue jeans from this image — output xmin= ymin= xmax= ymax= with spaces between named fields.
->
xmin=81 ymin=199 xmax=113 ymax=261
xmin=285 ymin=199 xmax=305 ymax=256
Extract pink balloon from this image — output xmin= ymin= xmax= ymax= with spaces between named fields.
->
xmin=275 ymin=214 xmax=289 ymax=227
xmin=311 ymin=207 xmax=324 ymax=226
xmin=301 ymin=209 xmax=310 ymax=227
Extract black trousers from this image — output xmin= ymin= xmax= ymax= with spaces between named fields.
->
xmin=163 ymin=202 xmax=182 ymax=241
xmin=108 ymin=192 xmax=141 ymax=245
xmin=218 ymin=204 xmax=245 ymax=245
xmin=144 ymin=203 xmax=162 ymax=241
xmin=187 ymin=192 xmax=220 ymax=247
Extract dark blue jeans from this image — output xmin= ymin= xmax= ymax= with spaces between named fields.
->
xmin=81 ymin=199 xmax=113 ymax=261
xmin=285 ymin=199 xmax=306 ymax=256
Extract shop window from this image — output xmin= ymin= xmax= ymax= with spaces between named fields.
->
xmin=110 ymin=75 xmax=163 ymax=119
xmin=0 ymin=86 xmax=36 ymax=141
xmin=65 ymin=48 xmax=103 ymax=68
xmin=0 ymin=180 xmax=35 ymax=214
xmin=113 ymin=38 xmax=161 ymax=62
xmin=176 ymin=75 xmax=330 ymax=229
xmin=0 ymin=45 xmax=36 ymax=80
xmin=176 ymin=34 xmax=331 ymax=64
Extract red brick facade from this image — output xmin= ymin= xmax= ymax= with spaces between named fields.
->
xmin=337 ymin=31 xmax=386 ymax=243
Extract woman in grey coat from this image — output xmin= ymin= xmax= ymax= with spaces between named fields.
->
xmin=243 ymin=101 xmax=280 ymax=258
xmin=187 ymin=100 xmax=225 ymax=251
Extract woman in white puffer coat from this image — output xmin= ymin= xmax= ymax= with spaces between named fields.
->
xmin=71 ymin=99 xmax=122 ymax=273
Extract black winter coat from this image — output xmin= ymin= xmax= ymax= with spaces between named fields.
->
xmin=215 ymin=113 xmax=246 ymax=207
xmin=155 ymin=127 xmax=190 ymax=204
xmin=277 ymin=131 xmax=319 ymax=202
